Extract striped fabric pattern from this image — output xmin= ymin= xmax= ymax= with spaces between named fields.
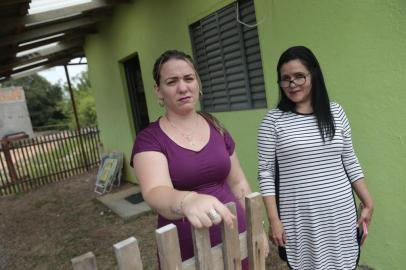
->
xmin=258 ymin=102 xmax=364 ymax=270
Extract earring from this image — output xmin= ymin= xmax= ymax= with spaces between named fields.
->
xmin=158 ymin=98 xmax=165 ymax=107
xmin=199 ymin=90 xmax=203 ymax=96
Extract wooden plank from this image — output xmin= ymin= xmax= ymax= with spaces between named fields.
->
xmin=16 ymin=31 xmax=93 ymax=53
xmin=0 ymin=0 xmax=28 ymax=7
xmin=182 ymin=232 xmax=248 ymax=270
xmin=156 ymin=224 xmax=183 ymax=270
xmin=71 ymin=251 xmax=98 ymax=270
xmin=0 ymin=16 xmax=101 ymax=47
xmin=113 ymin=236 xmax=143 ymax=270
xmin=0 ymin=39 xmax=84 ymax=73
xmin=1 ymin=56 xmax=74 ymax=81
xmin=221 ymin=202 xmax=241 ymax=270
xmin=245 ymin=192 xmax=266 ymax=270
xmin=1 ymin=0 xmax=117 ymax=31
xmin=192 ymin=227 xmax=213 ymax=270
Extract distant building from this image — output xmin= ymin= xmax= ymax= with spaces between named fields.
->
xmin=0 ymin=87 xmax=33 ymax=139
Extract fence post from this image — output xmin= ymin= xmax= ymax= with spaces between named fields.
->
xmin=64 ymin=65 xmax=89 ymax=171
xmin=192 ymin=226 xmax=213 ymax=270
xmin=1 ymin=141 xmax=17 ymax=182
xmin=113 ymin=236 xmax=144 ymax=270
xmin=156 ymin=224 xmax=183 ymax=270
xmin=0 ymin=132 xmax=28 ymax=182
xmin=246 ymin=192 xmax=266 ymax=270
xmin=221 ymin=202 xmax=242 ymax=270
xmin=71 ymin=251 xmax=97 ymax=270
xmin=70 ymin=192 xmax=267 ymax=270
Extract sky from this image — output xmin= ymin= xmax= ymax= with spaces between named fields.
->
xmin=38 ymin=64 xmax=87 ymax=85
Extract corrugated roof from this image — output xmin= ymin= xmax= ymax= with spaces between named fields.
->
xmin=0 ymin=0 xmax=130 ymax=82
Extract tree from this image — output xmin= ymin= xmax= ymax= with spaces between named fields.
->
xmin=63 ymin=70 xmax=98 ymax=128
xmin=1 ymin=74 xmax=67 ymax=128
xmin=1 ymin=69 xmax=97 ymax=130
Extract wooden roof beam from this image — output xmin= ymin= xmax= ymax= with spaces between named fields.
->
xmin=0 ymin=57 xmax=73 ymax=82
xmin=1 ymin=0 xmax=130 ymax=31
xmin=1 ymin=49 xmax=83 ymax=80
xmin=0 ymin=0 xmax=30 ymax=7
xmin=0 ymin=15 xmax=102 ymax=47
xmin=16 ymin=29 xmax=96 ymax=52
xmin=0 ymin=40 xmax=84 ymax=74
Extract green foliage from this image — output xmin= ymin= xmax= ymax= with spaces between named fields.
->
xmin=0 ymin=69 xmax=98 ymax=130
xmin=63 ymin=70 xmax=98 ymax=129
xmin=1 ymin=74 xmax=67 ymax=128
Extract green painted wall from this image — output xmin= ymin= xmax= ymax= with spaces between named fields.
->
xmin=85 ymin=0 xmax=406 ymax=268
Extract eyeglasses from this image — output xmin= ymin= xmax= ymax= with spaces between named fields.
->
xmin=278 ymin=73 xmax=311 ymax=88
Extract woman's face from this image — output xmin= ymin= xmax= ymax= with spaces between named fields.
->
xmin=155 ymin=59 xmax=200 ymax=115
xmin=279 ymin=59 xmax=312 ymax=108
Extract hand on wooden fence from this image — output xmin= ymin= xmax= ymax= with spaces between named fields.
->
xmin=71 ymin=192 xmax=267 ymax=270
xmin=181 ymin=192 xmax=236 ymax=229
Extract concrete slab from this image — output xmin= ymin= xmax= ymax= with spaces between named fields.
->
xmin=96 ymin=185 xmax=152 ymax=222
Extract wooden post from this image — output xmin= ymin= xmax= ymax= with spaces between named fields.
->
xmin=192 ymin=226 xmax=213 ymax=270
xmin=246 ymin=192 xmax=266 ymax=270
xmin=1 ymin=132 xmax=28 ymax=182
xmin=221 ymin=202 xmax=242 ymax=270
xmin=70 ymin=192 xmax=268 ymax=270
xmin=156 ymin=224 xmax=183 ymax=270
xmin=64 ymin=64 xmax=89 ymax=171
xmin=114 ymin=236 xmax=143 ymax=270
xmin=1 ymin=141 xmax=18 ymax=181
xmin=71 ymin=251 xmax=97 ymax=270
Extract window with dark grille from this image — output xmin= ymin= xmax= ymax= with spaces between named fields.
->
xmin=189 ymin=0 xmax=266 ymax=112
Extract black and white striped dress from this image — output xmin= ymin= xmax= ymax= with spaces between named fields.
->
xmin=258 ymin=102 xmax=364 ymax=270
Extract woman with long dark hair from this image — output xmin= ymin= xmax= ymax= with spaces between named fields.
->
xmin=258 ymin=46 xmax=373 ymax=269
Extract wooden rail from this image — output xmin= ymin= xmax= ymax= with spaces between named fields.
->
xmin=71 ymin=192 xmax=267 ymax=270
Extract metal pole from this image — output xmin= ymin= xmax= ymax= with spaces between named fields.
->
xmin=64 ymin=65 xmax=89 ymax=170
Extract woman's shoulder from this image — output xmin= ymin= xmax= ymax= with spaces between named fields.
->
xmin=259 ymin=108 xmax=284 ymax=130
xmin=263 ymin=107 xmax=284 ymax=121
xmin=134 ymin=119 xmax=163 ymax=143
xmin=130 ymin=119 xmax=164 ymax=166
xmin=330 ymin=101 xmax=344 ymax=110
xmin=330 ymin=101 xmax=346 ymax=115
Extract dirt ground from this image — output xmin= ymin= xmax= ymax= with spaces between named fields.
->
xmin=0 ymin=170 xmax=289 ymax=270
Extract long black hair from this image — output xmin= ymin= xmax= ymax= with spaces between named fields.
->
xmin=276 ymin=46 xmax=335 ymax=142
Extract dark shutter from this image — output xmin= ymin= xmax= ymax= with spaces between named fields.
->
xmin=190 ymin=0 xmax=266 ymax=112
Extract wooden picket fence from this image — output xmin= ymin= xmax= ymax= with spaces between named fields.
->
xmin=71 ymin=192 xmax=267 ymax=270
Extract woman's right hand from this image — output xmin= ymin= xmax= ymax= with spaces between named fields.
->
xmin=182 ymin=193 xmax=236 ymax=229
xmin=269 ymin=219 xmax=286 ymax=247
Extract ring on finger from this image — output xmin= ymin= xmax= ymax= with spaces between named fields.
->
xmin=207 ymin=208 xmax=221 ymax=222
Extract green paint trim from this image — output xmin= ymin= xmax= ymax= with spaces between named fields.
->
xmin=117 ymin=55 xmax=136 ymax=140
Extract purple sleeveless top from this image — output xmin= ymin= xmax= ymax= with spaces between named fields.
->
xmin=131 ymin=118 xmax=247 ymax=267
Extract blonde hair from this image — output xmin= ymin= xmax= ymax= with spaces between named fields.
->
xmin=153 ymin=50 xmax=227 ymax=135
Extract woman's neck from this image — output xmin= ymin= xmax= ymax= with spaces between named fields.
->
xmin=165 ymin=111 xmax=200 ymax=128
xmin=295 ymin=102 xmax=313 ymax=114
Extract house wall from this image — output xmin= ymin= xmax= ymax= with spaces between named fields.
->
xmin=84 ymin=0 xmax=406 ymax=268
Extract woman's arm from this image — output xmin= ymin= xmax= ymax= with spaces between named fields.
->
xmin=263 ymin=195 xmax=286 ymax=246
xmin=337 ymin=105 xmax=374 ymax=226
xmin=133 ymin=152 xmax=235 ymax=228
xmin=226 ymin=151 xmax=269 ymax=256
xmin=352 ymin=178 xmax=374 ymax=226
xmin=225 ymin=152 xmax=252 ymax=209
